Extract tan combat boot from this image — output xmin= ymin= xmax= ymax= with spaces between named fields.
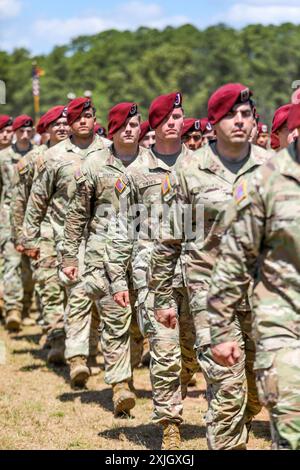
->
xmin=161 ymin=423 xmax=181 ymax=450
xmin=87 ymin=355 xmax=101 ymax=376
xmin=112 ymin=381 xmax=136 ymax=417
xmin=47 ymin=337 xmax=66 ymax=365
xmin=69 ymin=356 xmax=90 ymax=388
xmin=5 ymin=310 xmax=22 ymax=332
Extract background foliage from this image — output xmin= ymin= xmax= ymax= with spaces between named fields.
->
xmin=1 ymin=23 xmax=300 ymax=125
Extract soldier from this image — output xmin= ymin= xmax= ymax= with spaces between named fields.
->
xmin=0 ymin=115 xmax=14 ymax=151
xmin=207 ymin=102 xmax=300 ymax=450
xmin=271 ymin=104 xmax=291 ymax=151
xmin=0 ymin=115 xmax=14 ymax=315
xmin=181 ymin=118 xmax=203 ymax=151
xmin=94 ymin=123 xmax=107 ymax=138
xmin=149 ymin=84 xmax=268 ymax=450
xmin=22 ymin=97 xmax=111 ymax=382
xmin=255 ymin=122 xmax=270 ymax=149
xmin=0 ymin=115 xmax=35 ymax=331
xmin=62 ymin=102 xmax=146 ymax=416
xmin=11 ymin=106 xmax=69 ymax=363
xmin=105 ymin=92 xmax=198 ymax=449
xmin=139 ymin=121 xmax=155 ymax=149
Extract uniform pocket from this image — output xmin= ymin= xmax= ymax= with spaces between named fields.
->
xmin=83 ymin=267 xmax=110 ymax=300
xmin=254 ymin=351 xmax=278 ymax=408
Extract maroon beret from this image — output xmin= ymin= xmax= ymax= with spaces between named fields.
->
xmin=257 ymin=122 xmax=269 ymax=135
xmin=181 ymin=118 xmax=201 ymax=137
xmin=108 ymin=102 xmax=138 ymax=139
xmin=37 ymin=106 xmax=66 ymax=135
xmin=67 ymin=97 xmax=94 ymax=126
xmin=0 ymin=115 xmax=13 ymax=131
xmin=208 ymin=83 xmax=253 ymax=125
xmin=288 ymin=104 xmax=300 ymax=132
xmin=272 ymin=104 xmax=292 ymax=133
xmin=94 ymin=123 xmax=107 ymax=137
xmin=12 ymin=115 xmax=33 ymax=131
xmin=149 ymin=92 xmax=182 ymax=130
xmin=270 ymin=133 xmax=280 ymax=150
xmin=139 ymin=121 xmax=151 ymax=142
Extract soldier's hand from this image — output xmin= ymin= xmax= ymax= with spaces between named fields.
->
xmin=24 ymin=248 xmax=40 ymax=260
xmin=16 ymin=244 xmax=25 ymax=253
xmin=211 ymin=341 xmax=241 ymax=367
xmin=62 ymin=266 xmax=78 ymax=281
xmin=155 ymin=308 xmax=177 ymax=329
xmin=113 ymin=291 xmax=130 ymax=307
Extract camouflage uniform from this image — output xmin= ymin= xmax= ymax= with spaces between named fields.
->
xmin=62 ymin=145 xmax=147 ymax=384
xmin=208 ymin=143 xmax=300 ymax=450
xmin=149 ymin=142 xmax=268 ymax=448
xmin=23 ymin=135 xmax=110 ymax=356
xmin=11 ymin=144 xmax=65 ymax=340
xmin=0 ymin=144 xmax=35 ymax=319
xmin=105 ymin=145 xmax=198 ymax=424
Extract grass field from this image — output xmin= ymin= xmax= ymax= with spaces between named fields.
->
xmin=0 ymin=324 xmax=271 ymax=450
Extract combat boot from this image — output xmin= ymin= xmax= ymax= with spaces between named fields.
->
xmin=112 ymin=381 xmax=136 ymax=417
xmin=69 ymin=356 xmax=90 ymax=388
xmin=161 ymin=422 xmax=181 ymax=450
xmin=87 ymin=355 xmax=101 ymax=376
xmin=47 ymin=337 xmax=66 ymax=365
xmin=5 ymin=310 xmax=22 ymax=332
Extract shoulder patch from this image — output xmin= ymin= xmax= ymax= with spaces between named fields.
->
xmin=234 ymin=180 xmax=248 ymax=205
xmin=115 ymin=177 xmax=127 ymax=194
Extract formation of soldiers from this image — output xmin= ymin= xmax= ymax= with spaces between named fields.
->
xmin=0 ymin=82 xmax=300 ymax=450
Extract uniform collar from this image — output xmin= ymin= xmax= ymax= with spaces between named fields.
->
xmin=148 ymin=144 xmax=188 ymax=171
xmin=105 ymin=144 xmax=145 ymax=171
xmin=65 ymin=134 xmax=104 ymax=156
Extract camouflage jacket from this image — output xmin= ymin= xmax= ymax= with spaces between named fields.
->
xmin=208 ymin=142 xmax=300 ymax=357
xmin=62 ymin=144 xmax=149 ymax=272
xmin=0 ymin=143 xmax=34 ymax=246
xmin=23 ymin=135 xmax=110 ymax=253
xmin=149 ymin=142 xmax=269 ymax=312
xmin=10 ymin=144 xmax=48 ymax=245
xmin=104 ymin=144 xmax=194 ymax=294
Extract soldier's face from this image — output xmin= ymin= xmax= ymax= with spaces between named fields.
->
xmin=256 ymin=133 xmax=269 ymax=149
xmin=114 ymin=115 xmax=141 ymax=146
xmin=202 ymin=130 xmax=216 ymax=146
xmin=182 ymin=131 xmax=203 ymax=151
xmin=288 ymin=128 xmax=299 ymax=145
xmin=0 ymin=125 xmax=13 ymax=148
xmin=249 ymin=121 xmax=258 ymax=143
xmin=277 ymin=123 xmax=289 ymax=149
xmin=140 ymin=130 xmax=156 ymax=149
xmin=156 ymin=108 xmax=184 ymax=142
xmin=71 ymin=108 xmax=95 ymax=137
xmin=216 ymin=103 xmax=255 ymax=145
xmin=47 ymin=117 xmax=70 ymax=144
xmin=15 ymin=126 xmax=34 ymax=144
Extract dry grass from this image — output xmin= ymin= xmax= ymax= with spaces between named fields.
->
xmin=0 ymin=324 xmax=271 ymax=450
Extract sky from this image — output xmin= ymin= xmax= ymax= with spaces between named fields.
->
xmin=0 ymin=0 xmax=300 ymax=55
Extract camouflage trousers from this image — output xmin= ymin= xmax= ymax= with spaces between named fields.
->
xmin=0 ymin=254 xmax=4 ymax=315
xmin=33 ymin=235 xmax=65 ymax=340
xmin=255 ymin=346 xmax=300 ymax=450
xmin=65 ymin=266 xmax=143 ymax=385
xmin=195 ymin=309 xmax=261 ymax=450
xmin=140 ymin=286 xmax=198 ymax=425
xmin=1 ymin=239 xmax=35 ymax=317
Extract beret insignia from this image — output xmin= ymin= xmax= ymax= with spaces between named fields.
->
xmin=206 ymin=122 xmax=213 ymax=131
xmin=62 ymin=107 xmax=68 ymax=117
xmin=195 ymin=120 xmax=200 ymax=131
xmin=83 ymin=100 xmax=91 ymax=109
xmin=240 ymin=88 xmax=250 ymax=102
xmin=24 ymin=120 xmax=32 ymax=127
xmin=174 ymin=93 xmax=182 ymax=107
xmin=262 ymin=125 xmax=268 ymax=133
xmin=130 ymin=104 xmax=137 ymax=116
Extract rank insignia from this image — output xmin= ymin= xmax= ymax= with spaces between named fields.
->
xmin=162 ymin=175 xmax=172 ymax=195
xmin=115 ymin=177 xmax=127 ymax=193
xmin=235 ymin=181 xmax=248 ymax=204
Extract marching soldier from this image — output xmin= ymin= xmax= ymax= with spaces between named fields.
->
xmin=139 ymin=121 xmax=155 ymax=149
xmin=181 ymin=118 xmax=203 ymax=151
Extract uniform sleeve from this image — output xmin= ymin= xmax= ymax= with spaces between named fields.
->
xmin=207 ymin=178 xmax=266 ymax=345
xmin=62 ymin=167 xmax=94 ymax=268
xmin=11 ymin=161 xmax=34 ymax=245
xmin=148 ymin=170 xmax=188 ymax=309
xmin=23 ymin=163 xmax=55 ymax=249
xmin=104 ymin=176 xmax=135 ymax=294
